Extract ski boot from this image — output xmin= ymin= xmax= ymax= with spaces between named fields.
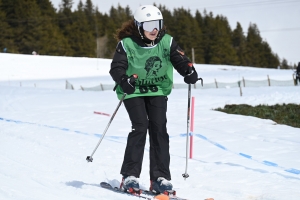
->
xmin=120 ymin=176 xmax=141 ymax=195
xmin=150 ymin=177 xmax=176 ymax=196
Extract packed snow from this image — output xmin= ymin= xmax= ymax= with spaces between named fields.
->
xmin=0 ymin=53 xmax=300 ymax=200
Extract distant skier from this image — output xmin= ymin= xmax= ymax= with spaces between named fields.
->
xmin=297 ymin=62 xmax=300 ymax=85
xmin=109 ymin=4 xmax=199 ymax=195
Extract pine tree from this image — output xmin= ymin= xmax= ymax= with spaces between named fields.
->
xmin=272 ymin=53 xmax=280 ymax=68
xmin=57 ymin=0 xmax=74 ymax=34
xmin=57 ymin=0 xmax=75 ymax=56
xmin=195 ymin=10 xmax=204 ymax=30
xmin=245 ymin=23 xmax=263 ymax=67
xmin=193 ymin=10 xmax=206 ymax=64
xmin=171 ymin=8 xmax=204 ymax=63
xmin=105 ymin=5 xmax=132 ymax=57
xmin=36 ymin=0 xmax=57 ymax=16
xmin=95 ymin=7 xmax=104 ymax=37
xmin=0 ymin=0 xmax=16 ymax=52
xmin=245 ymin=23 xmax=279 ymax=68
xmin=36 ymin=0 xmax=71 ymax=55
xmin=201 ymin=12 xmax=238 ymax=65
xmin=281 ymin=58 xmax=289 ymax=69
xmin=2 ymin=0 xmax=48 ymax=54
xmin=68 ymin=1 xmax=95 ymax=57
xmin=210 ymin=16 xmax=239 ymax=65
xmin=232 ymin=22 xmax=247 ymax=66
xmin=84 ymin=0 xmax=96 ymax=37
xmin=95 ymin=7 xmax=105 ymax=57
xmin=202 ymin=11 xmax=215 ymax=64
xmin=261 ymin=40 xmax=280 ymax=68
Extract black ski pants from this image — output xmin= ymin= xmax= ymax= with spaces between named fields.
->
xmin=121 ymin=96 xmax=171 ymax=181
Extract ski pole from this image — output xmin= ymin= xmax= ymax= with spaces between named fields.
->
xmin=182 ymin=77 xmax=203 ymax=179
xmin=182 ymin=83 xmax=191 ymax=180
xmin=86 ymin=74 xmax=138 ymax=162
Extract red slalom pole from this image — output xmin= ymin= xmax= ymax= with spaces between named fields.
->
xmin=94 ymin=111 xmax=110 ymax=116
xmin=190 ymin=96 xmax=195 ymax=159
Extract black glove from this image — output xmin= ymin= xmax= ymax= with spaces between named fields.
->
xmin=120 ymin=75 xmax=136 ymax=94
xmin=184 ymin=66 xmax=198 ymax=84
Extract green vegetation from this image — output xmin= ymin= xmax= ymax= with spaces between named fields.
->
xmin=0 ymin=0 xmax=292 ymax=68
xmin=214 ymin=104 xmax=300 ymax=128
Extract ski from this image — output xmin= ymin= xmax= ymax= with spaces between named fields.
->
xmin=141 ymin=189 xmax=188 ymax=200
xmin=100 ymin=182 xmax=152 ymax=200
xmin=100 ymin=182 xmax=188 ymax=200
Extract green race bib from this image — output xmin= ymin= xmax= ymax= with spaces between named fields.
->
xmin=116 ymin=34 xmax=174 ymax=100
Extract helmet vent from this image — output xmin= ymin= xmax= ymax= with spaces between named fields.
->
xmin=146 ymin=13 xmax=151 ymax=17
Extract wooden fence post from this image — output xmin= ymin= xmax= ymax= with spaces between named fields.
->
xmin=238 ymin=81 xmax=243 ymax=96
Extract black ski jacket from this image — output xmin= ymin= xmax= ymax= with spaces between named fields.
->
xmin=110 ymin=30 xmax=194 ymax=84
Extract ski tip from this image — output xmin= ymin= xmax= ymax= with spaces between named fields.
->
xmin=205 ymin=198 xmax=214 ymax=200
xmin=154 ymin=194 xmax=170 ymax=200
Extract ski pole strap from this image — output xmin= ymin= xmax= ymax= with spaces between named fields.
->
xmin=198 ymin=78 xmax=203 ymax=86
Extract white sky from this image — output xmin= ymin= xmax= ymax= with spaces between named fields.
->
xmin=1 ymin=53 xmax=300 ymax=200
xmin=50 ymin=0 xmax=300 ymax=66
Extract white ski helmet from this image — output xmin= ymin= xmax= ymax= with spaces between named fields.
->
xmin=134 ymin=5 xmax=163 ymax=33
xmin=134 ymin=5 xmax=163 ymax=23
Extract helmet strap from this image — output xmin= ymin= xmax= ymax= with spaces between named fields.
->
xmin=137 ymin=26 xmax=144 ymax=39
xmin=137 ymin=26 xmax=153 ymax=44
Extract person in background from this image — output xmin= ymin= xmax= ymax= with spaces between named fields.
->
xmin=109 ymin=5 xmax=200 ymax=195
xmin=296 ymin=62 xmax=300 ymax=85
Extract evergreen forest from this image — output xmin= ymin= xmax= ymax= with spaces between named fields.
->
xmin=0 ymin=0 xmax=292 ymax=68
